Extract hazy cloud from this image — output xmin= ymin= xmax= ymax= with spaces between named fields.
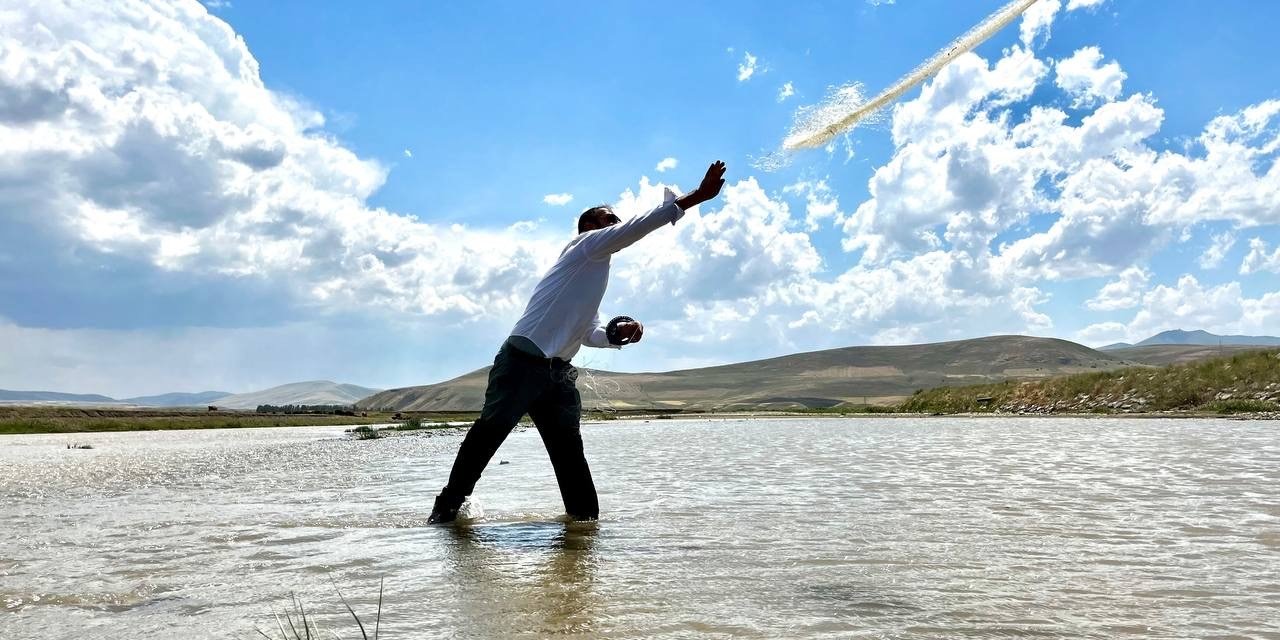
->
xmin=1198 ymin=231 xmax=1236 ymax=269
xmin=737 ymin=51 xmax=758 ymax=82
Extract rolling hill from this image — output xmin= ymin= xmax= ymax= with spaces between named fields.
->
xmin=212 ymin=381 xmax=381 ymax=410
xmin=358 ymin=335 xmax=1134 ymax=412
xmin=1105 ymin=344 xmax=1273 ymax=367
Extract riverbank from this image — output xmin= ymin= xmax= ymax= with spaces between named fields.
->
xmin=900 ymin=349 xmax=1280 ymax=415
xmin=0 ymin=406 xmax=393 ymax=435
xmin=6 ymin=403 xmax=1278 ymax=436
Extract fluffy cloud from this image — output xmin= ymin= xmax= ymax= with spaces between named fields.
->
xmin=783 ymin=179 xmax=844 ymax=231
xmin=542 ymin=193 xmax=574 ymax=206
xmin=1240 ymin=237 xmax=1280 ymax=274
xmin=1129 ymin=276 xmax=1280 ymax=338
xmin=1085 ymin=266 xmax=1149 ymax=310
xmin=737 ymin=52 xmax=758 ymax=82
xmin=846 ymin=12 xmax=1280 ymax=288
xmin=1055 ymin=46 xmax=1125 ymax=107
xmin=1065 ymin=0 xmax=1106 ymax=10
xmin=597 ymin=180 xmax=1056 ymax=364
xmin=654 ymin=157 xmax=678 ymax=173
xmin=1078 ymin=275 xmax=1280 ymax=344
xmin=1198 ymin=231 xmax=1235 ymax=269
xmin=1020 ymin=0 xmax=1062 ymax=48
xmin=778 ymin=82 xmax=795 ymax=102
xmin=609 ymin=178 xmax=821 ymax=308
xmin=0 ymin=0 xmax=563 ymax=328
xmin=843 ymin=45 xmax=1049 ymax=263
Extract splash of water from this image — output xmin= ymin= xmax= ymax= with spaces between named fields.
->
xmin=782 ymin=0 xmax=1041 ymax=151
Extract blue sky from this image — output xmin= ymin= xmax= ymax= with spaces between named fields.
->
xmin=1 ymin=0 xmax=1278 ymax=396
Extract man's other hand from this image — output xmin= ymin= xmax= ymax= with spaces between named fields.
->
xmin=617 ymin=320 xmax=644 ymax=344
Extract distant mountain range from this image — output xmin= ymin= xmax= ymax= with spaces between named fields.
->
xmin=7 ymin=329 xmax=1277 ymax=412
xmin=0 ymin=389 xmax=119 ymax=404
xmin=123 ymin=391 xmax=232 ymax=406
xmin=1100 ymin=329 xmax=1280 ymax=351
xmin=0 ymin=381 xmax=379 ymax=409
xmin=211 ymin=381 xmax=381 ymax=410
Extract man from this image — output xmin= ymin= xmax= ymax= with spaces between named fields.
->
xmin=428 ymin=160 xmax=728 ymax=524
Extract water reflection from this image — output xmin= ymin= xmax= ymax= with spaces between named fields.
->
xmin=442 ymin=520 xmax=600 ymax=637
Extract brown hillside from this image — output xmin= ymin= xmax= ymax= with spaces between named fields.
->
xmin=358 ymin=335 xmax=1132 ymax=412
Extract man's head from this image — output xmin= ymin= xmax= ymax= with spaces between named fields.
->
xmin=577 ymin=205 xmax=620 ymax=234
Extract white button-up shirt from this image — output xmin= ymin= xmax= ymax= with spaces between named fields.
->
xmin=510 ymin=189 xmax=686 ymax=360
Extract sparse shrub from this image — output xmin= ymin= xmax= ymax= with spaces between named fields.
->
xmin=351 ymin=425 xmax=380 ymax=440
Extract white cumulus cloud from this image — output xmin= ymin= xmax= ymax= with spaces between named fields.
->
xmin=654 ymin=157 xmax=678 ymax=173
xmin=1085 ymin=266 xmax=1149 ymax=311
xmin=1240 ymin=238 xmax=1280 ymax=274
xmin=1020 ymin=0 xmax=1062 ymax=48
xmin=0 ymin=0 xmax=562 ymax=324
xmin=1055 ymin=46 xmax=1126 ymax=107
xmin=542 ymin=193 xmax=574 ymax=206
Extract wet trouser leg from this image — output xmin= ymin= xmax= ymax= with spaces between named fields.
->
xmin=439 ymin=345 xmax=543 ymax=507
xmin=528 ymin=367 xmax=599 ymax=520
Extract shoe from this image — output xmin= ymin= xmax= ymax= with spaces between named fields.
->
xmin=428 ymin=493 xmax=462 ymax=524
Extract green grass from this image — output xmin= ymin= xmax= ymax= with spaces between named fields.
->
xmin=899 ymin=349 xmax=1280 ymax=415
xmin=1201 ymin=399 xmax=1280 ymax=414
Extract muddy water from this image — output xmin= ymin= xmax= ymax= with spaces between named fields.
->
xmin=2 ymin=417 xmax=1277 ymax=639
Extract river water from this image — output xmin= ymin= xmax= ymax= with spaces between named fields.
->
xmin=1 ymin=418 xmax=1277 ymax=639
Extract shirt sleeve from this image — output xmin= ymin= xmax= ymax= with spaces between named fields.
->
xmin=579 ymin=188 xmax=686 ymax=260
xmin=582 ymin=312 xmax=620 ymax=349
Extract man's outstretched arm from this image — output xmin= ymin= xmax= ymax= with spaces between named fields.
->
xmin=582 ymin=161 xmax=728 ymax=259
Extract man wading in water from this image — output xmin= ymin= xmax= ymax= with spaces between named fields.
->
xmin=429 ymin=160 xmax=728 ymax=524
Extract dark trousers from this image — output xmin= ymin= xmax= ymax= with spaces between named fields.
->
xmin=439 ymin=342 xmax=599 ymax=520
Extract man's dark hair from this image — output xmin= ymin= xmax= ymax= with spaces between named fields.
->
xmin=577 ymin=205 xmax=616 ymax=233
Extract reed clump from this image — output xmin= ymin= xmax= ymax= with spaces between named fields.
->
xmin=255 ymin=578 xmax=382 ymax=640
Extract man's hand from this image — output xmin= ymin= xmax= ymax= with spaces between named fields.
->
xmin=675 ymin=161 xmax=727 ymax=210
xmin=616 ymin=320 xmax=644 ymax=345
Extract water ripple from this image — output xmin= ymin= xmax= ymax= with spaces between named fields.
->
xmin=0 ymin=418 xmax=1277 ymax=638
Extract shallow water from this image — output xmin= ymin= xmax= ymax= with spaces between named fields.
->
xmin=1 ymin=418 xmax=1278 ymax=639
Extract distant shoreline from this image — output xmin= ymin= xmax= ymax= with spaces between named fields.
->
xmin=3 ymin=405 xmax=1275 ymax=436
